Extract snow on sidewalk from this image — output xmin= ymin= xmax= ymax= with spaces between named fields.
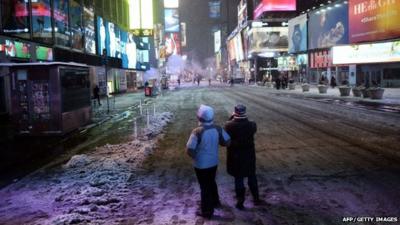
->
xmin=0 ymin=112 xmax=173 ymax=225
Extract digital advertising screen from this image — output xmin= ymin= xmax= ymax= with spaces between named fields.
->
xmin=164 ymin=9 xmax=180 ymax=32
xmin=1 ymin=0 xmax=30 ymax=38
xmin=214 ymin=30 xmax=221 ymax=53
xmin=228 ymin=39 xmax=236 ymax=61
xmin=84 ymin=6 xmax=96 ymax=54
xmin=106 ymin=22 xmax=121 ymax=58
xmin=121 ymin=32 xmax=136 ymax=69
xmin=97 ymin=16 xmax=107 ymax=56
xmin=349 ymin=0 xmax=400 ymax=43
xmin=5 ymin=39 xmax=31 ymax=59
xmin=209 ymin=1 xmax=221 ymax=18
xmin=234 ymin=34 xmax=244 ymax=62
xmin=70 ymin=0 xmax=84 ymax=50
xmin=248 ymin=27 xmax=289 ymax=53
xmin=53 ymin=0 xmax=70 ymax=47
xmin=308 ymin=2 xmax=348 ymax=50
xmin=254 ymin=0 xmax=296 ymax=19
xmin=288 ymin=14 xmax=307 ymax=53
xmin=31 ymin=0 xmax=53 ymax=43
xmin=121 ymin=32 xmax=150 ymax=70
xmin=36 ymin=46 xmax=53 ymax=61
xmin=165 ymin=33 xmax=181 ymax=56
xmin=136 ymin=37 xmax=150 ymax=71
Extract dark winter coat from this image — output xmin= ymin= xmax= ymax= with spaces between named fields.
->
xmin=224 ymin=117 xmax=257 ymax=177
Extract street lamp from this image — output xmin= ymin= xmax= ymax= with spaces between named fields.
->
xmin=102 ymin=49 xmax=110 ymax=114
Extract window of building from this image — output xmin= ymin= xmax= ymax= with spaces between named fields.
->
xmin=61 ymin=68 xmax=90 ymax=112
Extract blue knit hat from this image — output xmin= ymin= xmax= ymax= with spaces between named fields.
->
xmin=197 ymin=105 xmax=214 ymax=123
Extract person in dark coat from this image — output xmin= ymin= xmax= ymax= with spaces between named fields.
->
xmin=330 ymin=76 xmax=337 ymax=88
xmin=275 ymin=76 xmax=281 ymax=90
xmin=224 ymin=104 xmax=261 ymax=210
xmin=93 ymin=85 xmax=101 ymax=106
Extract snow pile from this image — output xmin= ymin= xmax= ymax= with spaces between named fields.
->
xmin=3 ymin=112 xmax=174 ymax=225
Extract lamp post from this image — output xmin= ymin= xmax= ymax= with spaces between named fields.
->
xmin=102 ymin=49 xmax=110 ymax=114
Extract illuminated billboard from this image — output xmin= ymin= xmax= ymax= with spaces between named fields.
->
xmin=254 ymin=0 xmax=296 ymax=19
xmin=164 ymin=0 xmax=179 ymax=8
xmin=1 ymin=0 xmax=30 ymax=38
xmin=349 ymin=0 xmax=400 ymax=43
xmin=129 ymin=0 xmax=154 ymax=36
xmin=53 ymin=0 xmax=70 ymax=47
xmin=164 ymin=9 xmax=180 ymax=32
xmin=308 ymin=2 xmax=348 ymax=49
xmin=209 ymin=1 xmax=221 ymax=18
xmin=234 ymin=34 xmax=244 ymax=62
xmin=106 ymin=22 xmax=121 ymax=58
xmin=165 ymin=33 xmax=181 ymax=56
xmin=5 ymin=40 xmax=31 ymax=59
xmin=121 ymin=32 xmax=150 ymax=70
xmin=332 ymin=41 xmax=400 ymax=65
xmin=248 ymin=27 xmax=289 ymax=53
xmin=84 ymin=6 xmax=96 ymax=54
xmin=214 ymin=30 xmax=221 ymax=53
xmin=36 ymin=46 xmax=53 ymax=61
xmin=288 ymin=14 xmax=307 ymax=53
xmin=97 ymin=17 xmax=107 ymax=55
xmin=70 ymin=0 xmax=84 ymax=50
xmin=31 ymin=0 xmax=53 ymax=43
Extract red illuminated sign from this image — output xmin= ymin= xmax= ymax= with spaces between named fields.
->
xmin=310 ymin=50 xmax=332 ymax=69
xmin=254 ymin=0 xmax=296 ymax=19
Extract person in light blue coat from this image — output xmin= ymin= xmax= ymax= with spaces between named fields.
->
xmin=186 ymin=104 xmax=231 ymax=219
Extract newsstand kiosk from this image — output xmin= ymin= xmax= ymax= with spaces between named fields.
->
xmin=6 ymin=62 xmax=91 ymax=136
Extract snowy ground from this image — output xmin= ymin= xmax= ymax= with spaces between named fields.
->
xmin=1 ymin=85 xmax=400 ymax=225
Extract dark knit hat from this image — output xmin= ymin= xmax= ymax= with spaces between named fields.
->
xmin=234 ymin=104 xmax=246 ymax=117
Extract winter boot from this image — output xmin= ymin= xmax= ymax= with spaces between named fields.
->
xmin=250 ymin=186 xmax=262 ymax=205
xmin=235 ymin=188 xmax=245 ymax=210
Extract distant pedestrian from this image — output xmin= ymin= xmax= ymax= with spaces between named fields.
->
xmin=330 ymin=76 xmax=337 ymax=88
xmin=186 ymin=105 xmax=231 ymax=219
xmin=209 ymin=78 xmax=211 ymax=86
xmin=197 ymin=77 xmax=201 ymax=86
xmin=177 ymin=78 xmax=181 ymax=86
xmin=275 ymin=76 xmax=281 ymax=90
xmin=93 ymin=85 xmax=101 ymax=106
xmin=224 ymin=104 xmax=261 ymax=210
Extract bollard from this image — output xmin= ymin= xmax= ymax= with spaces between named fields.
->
xmin=133 ymin=117 xmax=138 ymax=139
xmin=146 ymin=108 xmax=150 ymax=128
xmin=139 ymin=100 xmax=143 ymax=115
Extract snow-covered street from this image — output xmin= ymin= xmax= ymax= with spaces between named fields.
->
xmin=1 ymin=85 xmax=400 ymax=225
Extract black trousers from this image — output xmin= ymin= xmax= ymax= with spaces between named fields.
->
xmin=194 ymin=166 xmax=220 ymax=214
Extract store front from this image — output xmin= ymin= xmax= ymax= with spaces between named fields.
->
xmin=333 ymin=40 xmax=400 ymax=87
xmin=309 ymin=49 xmax=349 ymax=85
